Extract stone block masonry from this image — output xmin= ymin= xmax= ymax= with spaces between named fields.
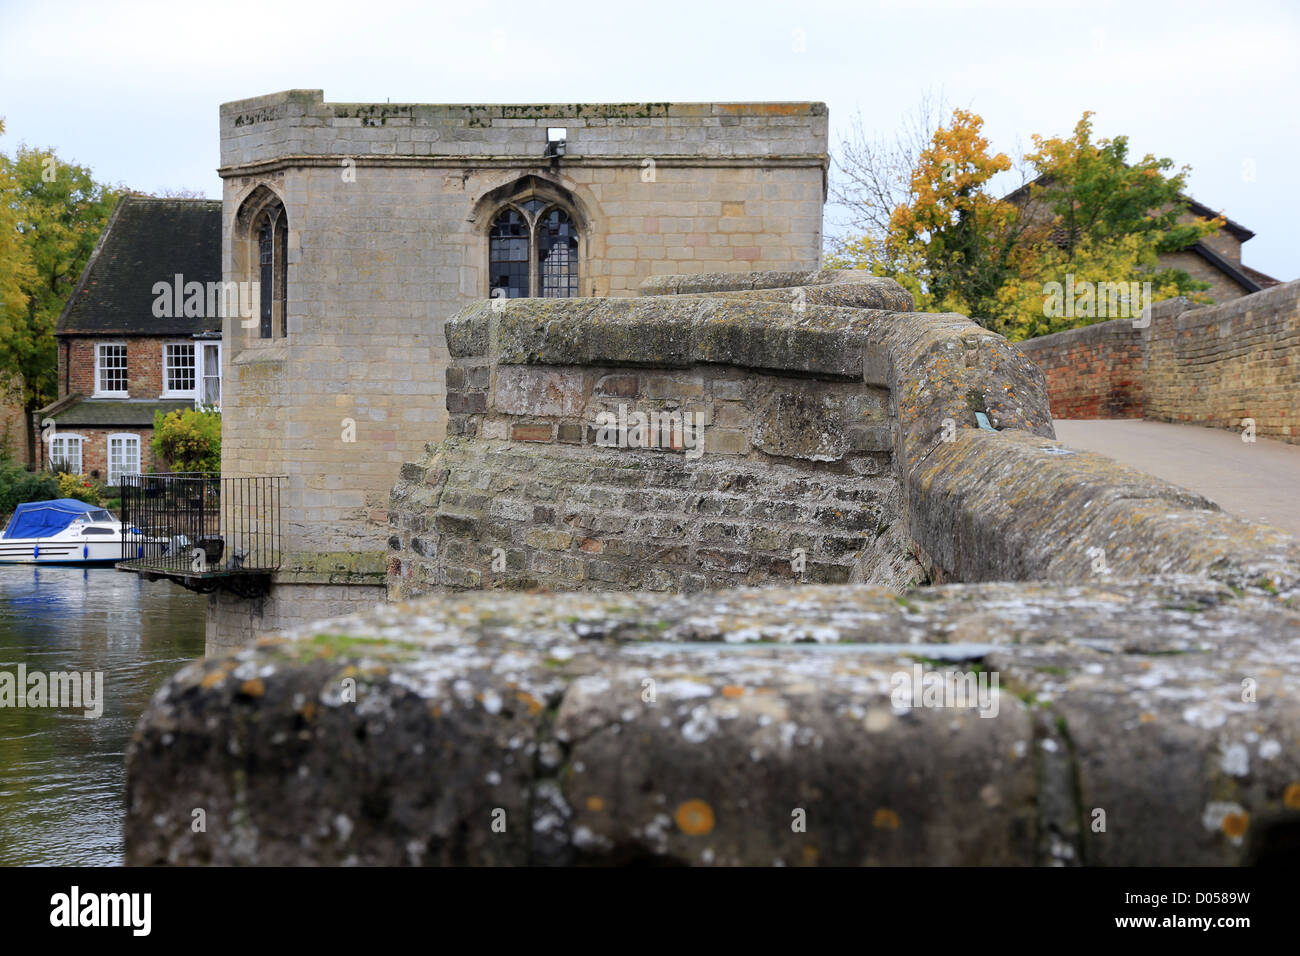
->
xmin=389 ymin=273 xmax=927 ymax=598
xmin=393 ymin=269 xmax=1300 ymax=598
xmin=1019 ymin=280 xmax=1300 ymax=443
xmin=394 ymin=437 xmax=917 ymax=595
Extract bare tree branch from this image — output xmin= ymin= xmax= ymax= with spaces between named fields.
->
xmin=826 ymin=91 xmax=948 ymax=259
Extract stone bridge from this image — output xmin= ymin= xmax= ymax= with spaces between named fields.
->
xmin=126 ymin=271 xmax=1300 ymax=866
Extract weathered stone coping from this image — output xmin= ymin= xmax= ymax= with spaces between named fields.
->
xmin=911 ymin=429 xmax=1300 ymax=596
xmin=126 ymin=579 xmax=1300 ymax=865
xmin=443 ymin=285 xmax=1055 ymax=475
xmin=637 ymin=269 xmax=879 ymax=296
xmin=445 ymin=288 xmax=909 ymax=377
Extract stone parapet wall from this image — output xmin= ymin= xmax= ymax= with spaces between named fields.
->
xmin=1019 ymin=281 xmax=1300 ymax=442
xmin=390 ymin=277 xmax=926 ymax=598
xmin=398 ymin=268 xmax=1276 ymax=599
xmin=910 ymin=429 xmax=1300 ymax=592
xmin=392 ymin=437 xmax=920 ymax=595
xmin=219 ymin=91 xmax=829 ymax=171
xmin=128 ymin=578 xmax=1300 ymax=866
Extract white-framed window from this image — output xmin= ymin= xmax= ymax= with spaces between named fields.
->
xmin=94 ymin=342 xmax=128 ymax=396
xmin=48 ymin=434 xmax=84 ymax=474
xmin=198 ymin=341 xmax=221 ymax=409
xmin=107 ymin=433 xmax=141 ymax=486
xmin=163 ymin=342 xmax=196 ymax=396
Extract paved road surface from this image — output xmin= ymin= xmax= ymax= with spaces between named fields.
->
xmin=1052 ymin=419 xmax=1300 ymax=538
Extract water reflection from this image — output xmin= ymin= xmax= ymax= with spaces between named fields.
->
xmin=0 ymin=566 xmax=204 ymax=865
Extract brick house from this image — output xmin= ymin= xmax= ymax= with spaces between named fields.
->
xmin=1003 ymin=179 xmax=1281 ymax=303
xmin=34 ymin=196 xmax=223 ymax=483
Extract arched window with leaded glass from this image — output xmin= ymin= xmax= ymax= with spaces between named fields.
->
xmin=537 ymin=208 xmax=578 ymax=297
xmin=488 ymin=207 xmax=530 ymax=299
xmin=253 ymin=203 xmax=288 ymax=338
xmin=233 ymin=185 xmax=289 ymax=340
xmin=488 ymin=197 xmax=581 ymax=299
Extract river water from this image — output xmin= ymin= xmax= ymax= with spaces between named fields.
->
xmin=0 ymin=566 xmax=204 ymax=865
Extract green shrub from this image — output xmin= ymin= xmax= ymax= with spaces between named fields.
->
xmin=56 ymin=472 xmax=104 ymax=506
xmin=0 ymin=457 xmax=60 ymax=522
xmin=151 ymin=407 xmax=221 ymax=474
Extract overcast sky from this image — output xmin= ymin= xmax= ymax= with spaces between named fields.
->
xmin=1 ymin=0 xmax=1295 ymax=279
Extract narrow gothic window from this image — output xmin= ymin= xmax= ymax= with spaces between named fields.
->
xmin=538 ymin=209 xmax=579 ymax=297
xmin=488 ymin=200 xmax=580 ymax=299
xmin=258 ymin=221 xmax=274 ymax=337
xmin=489 ymin=208 xmax=530 ymax=299
xmin=242 ymin=194 xmax=288 ymax=339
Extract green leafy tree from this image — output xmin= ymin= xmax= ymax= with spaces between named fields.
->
xmin=986 ymin=113 xmax=1220 ymax=339
xmin=0 ymin=120 xmax=38 ymax=460
xmin=1022 ymin=112 xmax=1218 ymax=264
xmin=0 ymin=125 xmax=122 ymax=464
xmin=151 ymin=408 xmax=221 ymax=474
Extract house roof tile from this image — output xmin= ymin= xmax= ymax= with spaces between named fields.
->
xmin=57 ymin=196 xmax=223 ymax=337
xmin=42 ymin=397 xmax=194 ymax=427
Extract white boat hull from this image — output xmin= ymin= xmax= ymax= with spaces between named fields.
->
xmin=0 ymin=536 xmax=126 ymax=565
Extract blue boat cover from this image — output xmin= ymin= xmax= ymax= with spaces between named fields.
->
xmin=2 ymin=499 xmax=100 ymax=540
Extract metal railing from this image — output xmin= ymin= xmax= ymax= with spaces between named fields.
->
xmin=117 ymin=474 xmax=284 ymax=576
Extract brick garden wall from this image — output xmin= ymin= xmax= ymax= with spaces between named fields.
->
xmin=1013 ymin=320 xmax=1144 ymax=419
xmin=0 ymin=373 xmax=28 ymax=463
xmin=1017 ymin=280 xmax=1300 ymax=443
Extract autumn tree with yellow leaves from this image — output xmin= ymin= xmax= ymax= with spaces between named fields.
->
xmin=831 ymin=108 xmax=1222 ymax=340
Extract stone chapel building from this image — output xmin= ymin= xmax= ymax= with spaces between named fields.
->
xmin=206 ymin=90 xmax=828 ymax=647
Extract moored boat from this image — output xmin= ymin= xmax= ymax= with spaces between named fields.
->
xmin=0 ymin=499 xmax=145 ymax=566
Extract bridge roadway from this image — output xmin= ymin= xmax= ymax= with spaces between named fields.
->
xmin=1052 ymin=419 xmax=1300 ymax=538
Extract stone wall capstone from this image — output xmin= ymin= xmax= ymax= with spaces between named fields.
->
xmin=127 ymin=577 xmax=1300 ymax=866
